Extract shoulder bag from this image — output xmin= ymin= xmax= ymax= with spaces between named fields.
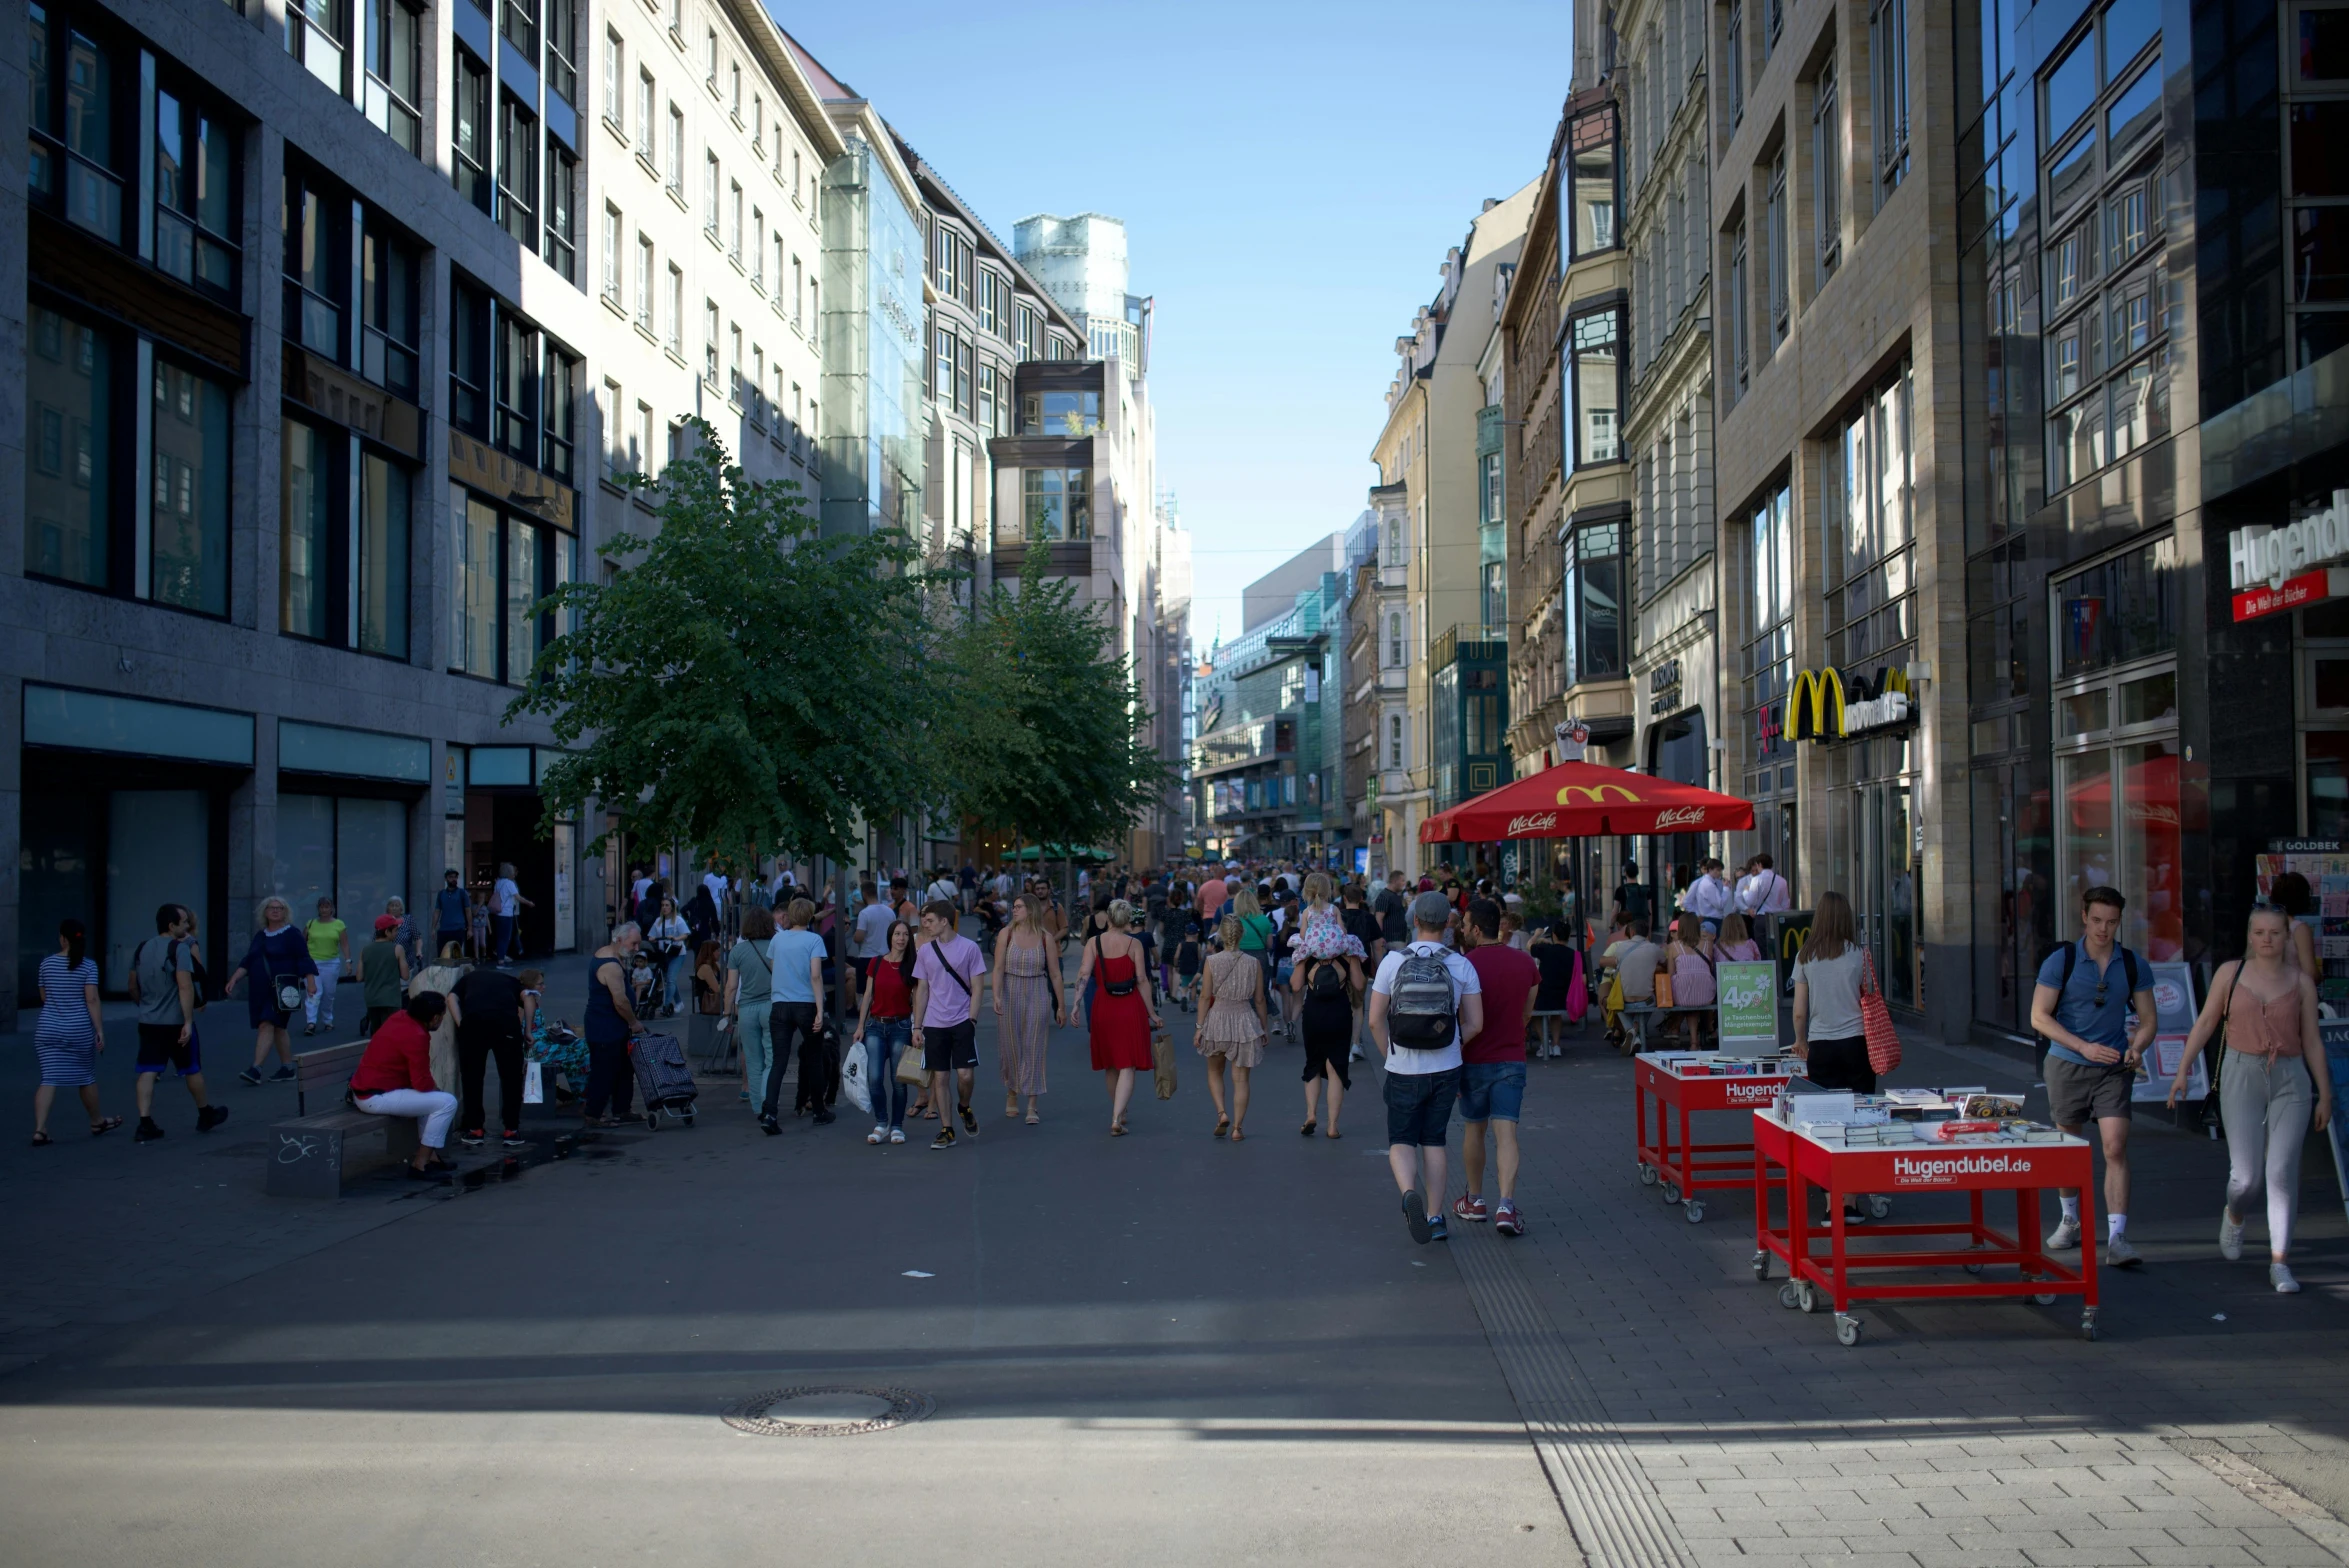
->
xmin=1860 ymin=950 xmax=1902 ymax=1075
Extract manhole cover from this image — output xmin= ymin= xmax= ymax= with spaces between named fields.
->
xmin=722 ymin=1386 xmax=934 ymax=1437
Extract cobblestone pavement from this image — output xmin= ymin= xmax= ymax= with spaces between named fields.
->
xmin=4 ymin=957 xmax=2346 ymax=1568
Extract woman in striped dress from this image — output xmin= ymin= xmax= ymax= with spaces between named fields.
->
xmin=33 ymin=917 xmax=117 ymax=1144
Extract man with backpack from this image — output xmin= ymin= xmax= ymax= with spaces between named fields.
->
xmin=1367 ymin=891 xmax=1485 ymax=1244
xmin=1457 ymin=900 xmax=1540 ymax=1236
xmin=2029 ymin=884 xmax=2157 ymax=1268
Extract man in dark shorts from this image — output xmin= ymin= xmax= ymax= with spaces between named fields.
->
xmin=1368 ymin=892 xmax=1485 ymax=1245
xmin=910 ymin=900 xmax=988 ymax=1151
xmin=1457 ymin=900 xmax=1539 ymax=1236
xmin=128 ymin=903 xmax=227 ymax=1141
xmin=2030 ymin=884 xmax=2156 ymax=1268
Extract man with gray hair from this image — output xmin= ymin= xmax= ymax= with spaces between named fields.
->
xmin=1367 ymin=890 xmax=1485 ymax=1244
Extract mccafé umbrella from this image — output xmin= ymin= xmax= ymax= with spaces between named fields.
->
xmin=1419 ymin=760 xmax=1756 ymax=842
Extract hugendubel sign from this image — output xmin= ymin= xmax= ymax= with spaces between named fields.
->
xmin=2231 ymin=490 xmax=2349 ymax=623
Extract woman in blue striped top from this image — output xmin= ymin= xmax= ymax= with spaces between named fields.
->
xmin=33 ymin=917 xmax=117 ymax=1144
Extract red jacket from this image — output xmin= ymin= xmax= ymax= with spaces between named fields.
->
xmin=352 ymin=1012 xmax=438 ymax=1096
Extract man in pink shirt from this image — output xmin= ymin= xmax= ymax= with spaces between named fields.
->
xmin=1195 ymin=873 xmax=1232 ymax=924
xmin=910 ymin=900 xmax=988 ymax=1151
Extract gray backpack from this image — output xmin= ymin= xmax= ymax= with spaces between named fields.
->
xmin=1387 ymin=945 xmax=1458 ymax=1050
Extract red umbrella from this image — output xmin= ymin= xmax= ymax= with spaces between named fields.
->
xmin=1419 ymin=760 xmax=1756 ymax=842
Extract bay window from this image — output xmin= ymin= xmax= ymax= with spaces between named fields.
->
xmin=1567 ymin=306 xmax=1623 ymax=467
xmin=1562 ymin=519 xmax=1626 ymax=687
xmin=1014 ymin=468 xmax=1091 ymax=544
xmin=1565 ymin=104 xmax=1619 ymax=261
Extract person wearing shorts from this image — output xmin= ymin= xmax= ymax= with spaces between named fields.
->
xmin=911 ymin=901 xmax=987 ymax=1150
xmin=2031 ymin=884 xmax=2156 ymax=1268
xmin=1368 ymin=892 xmax=1484 ymax=1245
xmin=128 ymin=903 xmax=227 ymax=1142
xmin=1457 ymin=900 xmax=1538 ymax=1236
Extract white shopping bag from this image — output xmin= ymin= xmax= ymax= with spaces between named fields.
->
xmin=840 ymin=1043 xmax=872 ymax=1116
xmin=523 ymin=1060 xmax=545 ymax=1105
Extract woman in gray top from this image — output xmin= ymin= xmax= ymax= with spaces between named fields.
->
xmin=1791 ymin=891 xmax=1871 ymax=1092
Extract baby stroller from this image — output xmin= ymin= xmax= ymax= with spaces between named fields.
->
xmin=630 ymin=1032 xmax=699 ymax=1129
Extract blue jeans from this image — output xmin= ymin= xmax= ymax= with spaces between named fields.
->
xmin=1458 ymin=1060 xmax=1527 ymax=1123
xmin=493 ymin=913 xmax=517 ymax=961
xmin=863 ymin=1017 xmax=912 ymax=1128
xmin=662 ymin=951 xmax=689 ymax=1009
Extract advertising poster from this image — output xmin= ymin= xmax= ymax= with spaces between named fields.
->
xmin=1716 ymin=961 xmax=1780 ymax=1048
xmin=2134 ymin=960 xmax=2205 ymax=1101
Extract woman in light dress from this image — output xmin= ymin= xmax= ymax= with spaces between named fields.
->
xmin=1196 ymin=913 xmax=1268 ymax=1141
xmin=993 ymin=893 xmax=1065 ymax=1124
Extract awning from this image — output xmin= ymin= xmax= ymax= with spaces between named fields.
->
xmin=1419 ymin=761 xmax=1756 ymax=842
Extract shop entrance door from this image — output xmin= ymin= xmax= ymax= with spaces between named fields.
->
xmin=1842 ymin=781 xmax=1919 ymax=1011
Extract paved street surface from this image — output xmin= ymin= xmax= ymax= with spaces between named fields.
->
xmin=4 ymin=953 xmax=2348 ymax=1567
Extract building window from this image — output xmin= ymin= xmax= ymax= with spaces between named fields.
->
xmin=544 ymin=140 xmax=576 ymax=282
xmin=752 ymin=208 xmax=765 ymax=288
xmin=729 ymin=179 xmax=743 ymax=258
xmin=667 ymin=265 xmax=684 ymax=354
xmin=667 ymin=105 xmax=683 ymax=192
xmin=543 ymin=345 xmax=577 ymax=482
xmin=977 ymin=270 xmax=1004 ymax=336
xmin=451 ymin=491 xmax=575 ymax=685
xmin=544 ymin=0 xmax=574 ymax=104
xmin=1017 ymin=303 xmax=1041 ymax=362
xmin=1568 ymin=307 xmax=1623 ymax=466
xmin=153 ymin=84 xmax=240 ymax=299
xmin=2288 ymin=1 xmax=2348 ymax=366
xmin=287 ymin=0 xmax=349 ymax=93
xmin=752 ymin=93 xmax=763 ymax=151
xmin=603 ymin=30 xmax=623 ymax=132
xmin=635 ymin=234 xmax=655 ymax=329
xmin=281 ymin=419 xmax=336 ymax=639
xmin=500 ymin=0 xmax=535 ymax=59
xmin=1388 ymin=714 xmax=1405 ymax=769
xmin=1766 ymin=150 xmax=1789 ymax=346
xmin=1014 ymin=468 xmax=1091 ymax=543
xmin=955 ymin=336 xmax=974 ymax=418
xmin=1020 ymin=388 xmax=1102 ymax=435
xmin=149 ymin=358 xmax=231 ymax=616
xmin=284 ymin=167 xmax=348 ymax=362
xmin=27 ymin=10 xmax=129 ymax=244
xmin=729 ymin=59 xmax=740 ymax=116
xmin=1824 ymin=357 xmax=1916 ymax=673
xmin=728 ymin=322 xmax=743 ymax=404
xmin=1563 ymin=520 xmax=1626 ymax=687
xmin=26 ymin=304 xmax=116 ymax=592
xmin=362 ymin=0 xmax=423 ymax=154
xmin=1566 ymin=104 xmax=1619 ymax=260
xmin=494 ymin=312 xmax=539 ymax=463
xmin=704 ymin=299 xmax=720 ymax=382
xmin=703 ymin=26 xmax=717 ymax=88
xmin=497 ymin=93 xmax=538 ymax=244
xmin=452 ymin=48 xmax=490 ymax=213
xmin=358 ymin=450 xmax=410 ymax=656
xmin=635 ymin=68 xmax=653 ymax=148
xmin=750 ymin=344 xmax=765 ymax=424
xmin=601 ymin=203 xmax=622 ymax=301
xmin=977 ymin=363 xmax=999 ymax=433
xmin=1388 ymin=612 xmax=1405 ymax=668
xmin=1813 ymin=58 xmax=1841 ymax=284
xmin=1729 ymin=218 xmax=1749 ymax=393
xmin=1726 ymin=0 xmax=1745 ymax=127
xmin=601 ymin=378 xmax=624 ymax=479
xmin=704 ymin=151 xmax=719 ymax=235
xmin=1872 ymin=0 xmax=1910 ymax=199
xmin=450 ymin=276 xmax=490 ymax=436
xmin=360 ymin=214 xmax=421 ymax=400
xmin=1742 ymin=484 xmax=1794 ymax=767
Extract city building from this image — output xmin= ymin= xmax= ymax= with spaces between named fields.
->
xmin=1709 ymin=0 xmax=1963 ymax=1028
xmin=9 ymin=0 xmax=836 ymax=1010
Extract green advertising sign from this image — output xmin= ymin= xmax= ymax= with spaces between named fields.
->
xmin=1716 ymin=961 xmax=1780 ymax=1046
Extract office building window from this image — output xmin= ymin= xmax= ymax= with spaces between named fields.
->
xmin=28 ymin=10 xmax=130 ymax=244
xmin=152 ymin=84 xmax=239 ymax=299
xmin=544 ymin=0 xmax=574 ymax=104
xmin=1729 ymin=218 xmax=1749 ymax=393
xmin=497 ymin=93 xmax=538 ymax=244
xmin=281 ymin=419 xmax=335 ymax=640
xmin=453 ymin=47 xmax=490 ymax=213
xmin=543 ymin=345 xmax=577 ymax=482
xmin=704 ymin=299 xmax=720 ymax=382
xmin=1813 ymin=58 xmax=1841 ymax=283
xmin=1568 ymin=307 xmax=1622 ymax=465
xmin=149 ymin=359 xmax=230 ymax=617
xmin=26 ymin=305 xmax=111 ymax=591
xmin=1872 ymin=0 xmax=1910 ymax=198
xmin=1766 ymin=150 xmax=1789 ymax=345
xmin=1726 ymin=0 xmax=1745 ymax=127
xmin=287 ymin=0 xmax=348 ymax=93
xmin=1563 ymin=520 xmax=1626 ymax=687
xmin=1566 ymin=104 xmax=1619 ymax=260
xmin=1742 ymin=484 xmax=1794 ymax=766
xmin=500 ymin=0 xmax=535 ymax=59
xmin=358 ymin=450 xmax=410 ymax=656
xmin=450 ymin=276 xmax=489 ymax=435
xmin=494 ymin=312 xmax=539 ymax=463
xmin=284 ymin=166 xmax=347 ymax=362
xmin=1011 ymin=468 xmax=1090 ymax=545
xmin=977 ymin=363 xmax=999 ymax=433
xmin=452 ymin=490 xmax=575 ymax=685
xmin=602 ymin=203 xmax=622 ymax=301
xmin=667 ymin=265 xmax=684 ymax=353
xmin=544 ymin=140 xmax=576 ymax=282
xmin=935 ymin=329 xmax=954 ymax=401
xmin=360 ymin=214 xmax=420 ymax=400
xmin=636 ymin=235 xmax=655 ymax=329
xmin=1824 ymin=356 xmax=1916 ymax=671
xmin=1016 ymin=304 xmax=1041 ymax=361
xmin=955 ymin=336 xmax=974 ymax=418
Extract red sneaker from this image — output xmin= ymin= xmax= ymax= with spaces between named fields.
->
xmin=1452 ymin=1194 xmax=1489 ymax=1223
xmin=1494 ymin=1202 xmax=1525 ymax=1237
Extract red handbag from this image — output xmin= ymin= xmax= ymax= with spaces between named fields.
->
xmin=1860 ymin=950 xmax=1902 ymax=1076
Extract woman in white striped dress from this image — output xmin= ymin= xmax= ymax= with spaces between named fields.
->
xmin=33 ymin=918 xmax=118 ymax=1145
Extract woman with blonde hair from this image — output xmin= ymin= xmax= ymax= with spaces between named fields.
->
xmin=228 ymin=896 xmax=317 ymax=1085
xmin=1077 ymin=899 xmax=1157 ymax=1136
xmin=1196 ymin=912 xmax=1268 ymax=1140
xmin=993 ymin=892 xmax=1065 ymax=1123
xmin=2170 ymin=905 xmax=2335 ymax=1292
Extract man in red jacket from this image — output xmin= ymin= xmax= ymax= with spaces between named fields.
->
xmin=352 ymin=992 xmax=459 ymax=1180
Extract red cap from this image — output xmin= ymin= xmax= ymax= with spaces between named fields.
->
xmin=374 ymin=915 xmax=401 ymax=933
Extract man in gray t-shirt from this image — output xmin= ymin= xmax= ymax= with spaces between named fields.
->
xmin=850 ymin=884 xmax=896 ymax=989
xmin=127 ymin=903 xmax=225 ymax=1140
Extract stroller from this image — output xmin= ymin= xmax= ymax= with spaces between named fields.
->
xmin=629 ymin=1032 xmax=699 ymax=1129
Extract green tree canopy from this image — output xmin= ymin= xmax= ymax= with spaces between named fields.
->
xmin=506 ymin=419 xmax=945 ymax=864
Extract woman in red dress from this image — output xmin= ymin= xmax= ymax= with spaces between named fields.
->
xmin=1079 ymin=900 xmax=1159 ymax=1136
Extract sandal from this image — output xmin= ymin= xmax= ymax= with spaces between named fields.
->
xmin=1300 ymin=1120 xmax=1316 ymax=1137
xmin=1213 ymin=1117 xmax=1229 ymax=1139
xmin=1026 ymin=1109 xmax=1040 ymax=1125
xmin=1325 ymin=1129 xmax=1342 ymax=1139
xmin=1005 ymin=1093 xmax=1019 ymax=1119
xmin=31 ymin=1131 xmax=53 ymax=1147
xmin=1229 ymin=1125 xmax=1245 ymax=1143
xmin=89 ymin=1116 xmax=123 ymax=1137
xmin=1110 ymin=1121 xmax=1128 ymax=1137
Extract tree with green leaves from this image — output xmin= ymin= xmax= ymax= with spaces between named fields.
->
xmin=504 ymin=419 xmax=946 ymax=868
xmin=937 ymin=540 xmax=1172 ymax=864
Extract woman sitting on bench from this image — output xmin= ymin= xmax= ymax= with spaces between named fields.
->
xmin=351 ymin=992 xmax=458 ymax=1181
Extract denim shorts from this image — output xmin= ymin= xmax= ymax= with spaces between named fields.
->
xmin=1385 ymin=1066 xmax=1461 ymax=1147
xmin=1458 ymin=1060 xmax=1527 ymax=1123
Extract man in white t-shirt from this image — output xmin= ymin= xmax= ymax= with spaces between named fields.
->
xmin=702 ymin=863 xmax=730 ymax=913
xmin=491 ymin=862 xmax=533 ymax=964
xmin=1368 ymin=891 xmax=1485 ymax=1245
xmin=850 ymin=882 xmax=895 ymax=991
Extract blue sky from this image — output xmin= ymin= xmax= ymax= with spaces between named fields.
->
xmin=777 ymin=0 xmax=1576 ymax=649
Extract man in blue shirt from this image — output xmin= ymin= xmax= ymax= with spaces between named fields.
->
xmin=759 ymin=898 xmax=832 ymax=1133
xmin=432 ymin=870 xmax=470 ymax=960
xmin=2029 ymin=884 xmax=2157 ymax=1268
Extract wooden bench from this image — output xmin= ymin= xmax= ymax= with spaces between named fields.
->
xmin=265 ymin=1041 xmax=418 ymax=1198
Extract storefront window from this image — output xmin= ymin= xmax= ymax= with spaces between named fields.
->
xmin=150 ymin=360 xmax=229 ymax=616
xmin=280 ymin=793 xmax=409 ymax=937
xmin=2054 ymin=534 xmax=2175 ymax=676
xmin=27 ymin=303 xmax=112 ymax=590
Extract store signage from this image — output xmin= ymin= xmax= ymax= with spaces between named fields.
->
xmin=1552 ymin=719 xmax=1589 ymax=762
xmin=1890 ymin=1152 xmax=2041 ymax=1187
xmin=2233 ymin=567 xmax=2349 ymax=623
xmin=448 ymin=431 xmax=575 ymax=530
xmin=2229 ymin=490 xmax=2349 ymax=591
xmin=1647 ymin=659 xmax=1683 ymax=716
xmin=1789 ymin=667 xmax=1914 ymax=741
xmin=1717 ymin=961 xmax=1779 ymax=1046
xmin=1653 ymin=805 xmax=1708 ymax=829
xmin=1557 ymin=783 xmax=1642 ymax=805
xmin=1505 ymin=811 xmax=1561 ymax=836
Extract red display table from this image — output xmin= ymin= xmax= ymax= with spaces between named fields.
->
xmin=1632 ymin=1053 xmax=1799 ymax=1224
xmin=1749 ymin=1110 xmax=2100 ymax=1345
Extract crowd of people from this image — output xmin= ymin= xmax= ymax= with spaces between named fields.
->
xmin=23 ymin=849 xmax=2335 ymax=1293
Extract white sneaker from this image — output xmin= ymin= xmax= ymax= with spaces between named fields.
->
xmin=867 ymin=1127 xmax=884 ymax=1145
xmin=2272 ymin=1263 xmax=2302 ymax=1293
xmin=889 ymin=1127 xmax=906 ymax=1144
xmin=2105 ymin=1233 xmax=2143 ymax=1268
xmin=2220 ymin=1211 xmax=2245 ymax=1261
xmin=2047 ymin=1216 xmax=2082 ymax=1250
